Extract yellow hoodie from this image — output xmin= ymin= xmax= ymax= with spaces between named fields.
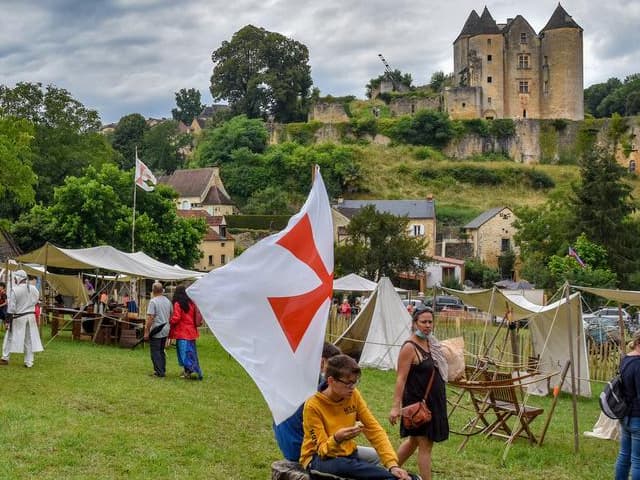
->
xmin=299 ymin=388 xmax=399 ymax=469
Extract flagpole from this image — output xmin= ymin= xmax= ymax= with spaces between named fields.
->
xmin=132 ymin=147 xmax=138 ymax=253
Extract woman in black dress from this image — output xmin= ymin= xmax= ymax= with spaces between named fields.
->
xmin=389 ymin=306 xmax=449 ymax=480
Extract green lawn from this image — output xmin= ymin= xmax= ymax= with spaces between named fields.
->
xmin=0 ymin=329 xmax=620 ymax=479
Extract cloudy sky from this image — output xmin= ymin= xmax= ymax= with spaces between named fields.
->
xmin=1 ymin=0 xmax=638 ymax=124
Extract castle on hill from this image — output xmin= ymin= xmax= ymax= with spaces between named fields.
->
xmin=445 ymin=4 xmax=583 ymax=121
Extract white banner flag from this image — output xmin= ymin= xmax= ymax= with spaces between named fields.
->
xmin=135 ymin=154 xmax=157 ymax=192
xmin=188 ymin=166 xmax=334 ymax=424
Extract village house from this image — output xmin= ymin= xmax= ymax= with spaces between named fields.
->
xmin=175 ymin=210 xmax=234 ymax=272
xmin=334 ymin=197 xmax=436 ymax=258
xmin=463 ymin=206 xmax=518 ymax=269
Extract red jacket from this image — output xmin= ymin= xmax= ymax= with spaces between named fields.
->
xmin=169 ymin=301 xmax=200 ymax=340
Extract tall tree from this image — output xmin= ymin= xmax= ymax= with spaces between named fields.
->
xmin=209 ymin=25 xmax=313 ymax=122
xmin=195 ymin=115 xmax=268 ymax=166
xmin=111 ymin=113 xmax=148 ymax=169
xmin=142 ymin=120 xmax=189 ymax=174
xmin=335 ymin=205 xmax=428 ymax=280
xmin=171 ymin=88 xmax=203 ymax=125
xmin=0 ymin=82 xmax=112 ymax=206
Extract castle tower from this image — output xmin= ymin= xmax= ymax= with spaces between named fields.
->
xmin=501 ymin=15 xmax=541 ymax=119
xmin=451 ymin=7 xmax=505 ymax=119
xmin=539 ymin=4 xmax=584 ymax=120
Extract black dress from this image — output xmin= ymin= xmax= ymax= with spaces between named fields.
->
xmin=400 ymin=340 xmax=449 ymax=442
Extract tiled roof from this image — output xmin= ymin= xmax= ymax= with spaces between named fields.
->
xmin=455 ymin=10 xmax=480 ymax=41
xmin=176 ymin=210 xmax=225 ymax=226
xmin=337 ymin=199 xmax=435 ymax=219
xmin=159 ymin=168 xmax=216 ymax=198
xmin=541 ymin=4 xmax=582 ymax=32
xmin=464 ymin=207 xmax=505 ymax=229
xmin=203 ymin=228 xmax=233 ymax=241
xmin=203 ymin=185 xmax=234 ymax=206
xmin=477 ymin=7 xmax=502 ymax=35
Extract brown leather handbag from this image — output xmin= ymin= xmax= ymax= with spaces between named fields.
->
xmin=401 ymin=369 xmax=436 ymax=429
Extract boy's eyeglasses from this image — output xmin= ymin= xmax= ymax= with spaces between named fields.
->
xmin=334 ymin=377 xmax=360 ymax=388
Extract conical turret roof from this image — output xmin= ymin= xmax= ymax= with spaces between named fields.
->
xmin=541 ymin=3 xmax=582 ymax=32
xmin=455 ymin=10 xmax=480 ymax=41
xmin=477 ymin=7 xmax=502 ymax=35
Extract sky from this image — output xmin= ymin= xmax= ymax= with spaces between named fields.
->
xmin=1 ymin=0 xmax=639 ymax=125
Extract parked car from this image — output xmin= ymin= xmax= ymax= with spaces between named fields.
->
xmin=583 ymin=316 xmax=622 ymax=347
xmin=583 ymin=307 xmax=634 ymax=333
xmin=402 ymin=299 xmax=425 ymax=311
xmin=423 ymin=295 xmax=465 ymax=312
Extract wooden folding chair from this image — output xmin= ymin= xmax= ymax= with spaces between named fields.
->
xmin=485 ymin=372 xmax=544 ymax=445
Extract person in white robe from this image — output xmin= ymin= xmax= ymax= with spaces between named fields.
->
xmin=1 ymin=269 xmax=43 ymax=368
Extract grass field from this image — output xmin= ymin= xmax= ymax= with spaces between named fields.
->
xmin=0 ymin=328 xmax=620 ymax=479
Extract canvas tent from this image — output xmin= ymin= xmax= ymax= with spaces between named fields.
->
xmin=443 ymin=287 xmax=591 ymax=397
xmin=16 ymin=243 xmax=202 ymax=281
xmin=333 ymin=273 xmax=377 ymax=292
xmin=335 ymin=277 xmax=411 ymax=370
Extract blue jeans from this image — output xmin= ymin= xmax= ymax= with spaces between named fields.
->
xmin=616 ymin=416 xmax=640 ymax=480
xmin=308 ymin=452 xmax=413 ymax=480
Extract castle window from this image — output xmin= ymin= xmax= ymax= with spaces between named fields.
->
xmin=517 ymin=54 xmax=530 ymax=69
xmin=462 ymin=102 xmax=466 ymax=108
xmin=487 ymin=38 xmax=492 ymax=46
xmin=523 ymin=109 xmax=527 ymax=118
xmin=487 ymin=76 xmax=492 ymax=83
xmin=488 ymin=97 xmax=492 ymax=105
xmin=519 ymin=81 xmax=529 ymax=94
xmin=543 ymin=80 xmax=549 ymax=94
xmin=487 ymin=54 xmax=492 ymax=62
xmin=543 ymin=55 xmax=548 ymax=66
xmin=520 ymin=32 xmax=527 ymax=44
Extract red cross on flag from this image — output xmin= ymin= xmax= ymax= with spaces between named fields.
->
xmin=135 ymin=154 xmax=157 ymax=192
xmin=187 ymin=166 xmax=334 ymax=424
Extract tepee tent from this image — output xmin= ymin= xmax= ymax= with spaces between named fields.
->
xmin=333 ymin=273 xmax=377 ymax=292
xmin=335 ymin=277 xmax=411 ymax=370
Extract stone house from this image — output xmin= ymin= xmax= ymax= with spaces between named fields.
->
xmin=176 ymin=210 xmax=234 ymax=272
xmin=334 ymin=198 xmax=436 ymax=258
xmin=463 ymin=206 xmax=518 ymax=268
xmin=446 ymin=4 xmax=583 ymax=121
xmin=158 ymin=167 xmax=236 ymax=216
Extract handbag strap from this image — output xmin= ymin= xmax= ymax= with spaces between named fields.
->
xmin=405 ymin=341 xmax=437 ymax=402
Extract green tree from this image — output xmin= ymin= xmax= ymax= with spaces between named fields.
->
xmin=0 ymin=82 xmax=113 ymax=206
xmin=142 ymin=120 xmax=189 ymax=173
xmin=464 ymin=258 xmax=500 ymax=288
xmin=335 ymin=205 xmax=428 ymax=280
xmin=171 ymin=88 xmax=203 ymax=125
xmin=429 ymin=71 xmax=447 ymax=92
xmin=242 ymin=186 xmax=304 ymax=215
xmin=390 ymin=110 xmax=454 ymax=147
xmin=210 ymin=25 xmax=313 ymax=122
xmin=111 ymin=113 xmax=148 ymax=169
xmin=0 ymin=117 xmax=38 ymax=219
xmin=11 ymin=164 xmax=207 ymax=267
xmin=195 ymin=115 xmax=268 ymax=166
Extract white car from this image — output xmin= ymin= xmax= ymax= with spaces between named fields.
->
xmin=583 ymin=307 xmax=633 ymax=333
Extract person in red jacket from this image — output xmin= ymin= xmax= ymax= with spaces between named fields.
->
xmin=169 ymin=285 xmax=203 ymax=380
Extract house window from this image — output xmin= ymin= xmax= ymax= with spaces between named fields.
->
xmin=487 ymin=54 xmax=492 ymax=62
xmin=520 ymin=32 xmax=527 ymax=44
xmin=442 ymin=267 xmax=455 ymax=284
xmin=208 ymin=255 xmax=214 ymax=266
xmin=180 ymin=200 xmax=190 ymax=210
xmin=501 ymin=238 xmax=511 ymax=252
xmin=411 ymin=224 xmax=425 ymax=236
xmin=487 ymin=76 xmax=492 ymax=83
xmin=221 ymin=254 xmax=227 ymax=265
xmin=221 ymin=242 xmax=225 ymax=248
xmin=519 ymin=81 xmax=529 ymax=94
xmin=220 ymin=225 xmax=227 ymax=238
xmin=517 ymin=54 xmax=530 ymax=69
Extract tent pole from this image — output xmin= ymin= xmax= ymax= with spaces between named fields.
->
xmin=131 ymin=156 xmax=138 ymax=253
xmin=618 ymin=302 xmax=626 ymax=359
xmin=564 ymin=282 xmax=579 ymax=453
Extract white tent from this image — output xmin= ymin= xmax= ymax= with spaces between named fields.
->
xmin=333 ymin=273 xmax=377 ymax=292
xmin=335 ymin=277 xmax=411 ymax=370
xmin=16 ymin=243 xmax=203 ymax=280
xmin=444 ymin=287 xmax=591 ymax=397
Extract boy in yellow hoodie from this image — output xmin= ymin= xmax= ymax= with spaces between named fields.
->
xmin=300 ymin=354 xmax=420 ymax=480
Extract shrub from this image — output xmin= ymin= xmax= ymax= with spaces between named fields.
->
xmin=488 ymin=118 xmax=516 ymax=139
xmin=286 ymin=121 xmax=322 ymax=145
xmin=462 ymin=118 xmax=490 ymax=137
xmin=522 ymin=169 xmax=555 ymax=189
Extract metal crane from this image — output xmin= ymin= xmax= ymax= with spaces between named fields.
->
xmin=378 ymin=53 xmax=400 ymax=91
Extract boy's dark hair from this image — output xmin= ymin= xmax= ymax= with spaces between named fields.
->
xmin=412 ymin=305 xmax=433 ymax=322
xmin=322 ymin=342 xmax=341 ymax=360
xmin=0 ymin=282 xmax=5 ymax=288
xmin=326 ymin=354 xmax=360 ymax=381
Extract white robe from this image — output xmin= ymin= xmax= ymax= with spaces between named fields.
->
xmin=6 ymin=283 xmax=43 ymax=354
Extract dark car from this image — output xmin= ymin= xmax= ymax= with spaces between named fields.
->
xmin=583 ymin=316 xmax=622 ymax=347
xmin=423 ymin=295 xmax=465 ymax=312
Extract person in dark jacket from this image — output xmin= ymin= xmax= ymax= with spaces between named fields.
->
xmin=615 ymin=330 xmax=640 ymax=479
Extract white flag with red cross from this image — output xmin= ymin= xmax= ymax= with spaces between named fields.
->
xmin=187 ymin=166 xmax=334 ymax=424
xmin=135 ymin=154 xmax=157 ymax=192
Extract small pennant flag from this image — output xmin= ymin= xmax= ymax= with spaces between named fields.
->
xmin=135 ymin=154 xmax=157 ymax=192
xmin=568 ymin=246 xmax=586 ymax=268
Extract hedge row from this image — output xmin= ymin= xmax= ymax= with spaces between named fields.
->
xmin=416 ymin=165 xmax=554 ymax=189
xmin=225 ymin=215 xmax=291 ymax=231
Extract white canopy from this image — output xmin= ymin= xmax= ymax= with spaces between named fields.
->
xmin=333 ymin=273 xmax=378 ymax=292
xmin=335 ymin=277 xmax=412 ymax=370
xmin=16 ymin=243 xmax=203 ymax=281
xmin=444 ymin=287 xmax=591 ymax=397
